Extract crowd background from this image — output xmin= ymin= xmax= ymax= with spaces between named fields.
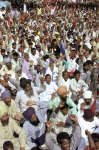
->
xmin=0 ymin=0 xmax=99 ymax=150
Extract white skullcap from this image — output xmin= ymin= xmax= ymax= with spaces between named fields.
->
xmin=83 ymin=90 xmax=92 ymax=99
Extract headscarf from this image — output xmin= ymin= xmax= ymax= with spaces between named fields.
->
xmin=57 ymin=86 xmax=67 ymax=96
xmin=0 ymin=103 xmax=8 ymax=118
xmin=23 ymin=107 xmax=35 ymax=121
xmin=1 ymin=90 xmax=11 ymax=100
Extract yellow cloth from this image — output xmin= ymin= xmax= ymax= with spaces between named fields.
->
xmin=0 ymin=118 xmax=29 ymax=150
xmin=0 ymin=102 xmax=8 ymax=118
xmin=0 ymin=100 xmax=21 ymax=120
xmin=37 ymin=8 xmax=41 ymax=15
xmin=38 ymin=31 xmax=41 ymax=36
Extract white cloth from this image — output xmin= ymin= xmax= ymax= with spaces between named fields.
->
xmin=79 ymin=117 xmax=99 ymax=146
xmin=70 ymin=78 xmax=88 ymax=94
xmin=15 ymin=86 xmax=39 ymax=113
xmin=39 ymin=82 xmax=58 ymax=102
xmin=46 ymin=66 xmax=58 ymax=83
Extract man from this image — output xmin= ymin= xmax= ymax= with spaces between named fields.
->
xmin=70 ymin=70 xmax=88 ymax=103
xmin=78 ymin=109 xmax=99 ymax=150
xmin=39 ymin=74 xmax=58 ymax=102
xmin=0 ymin=103 xmax=29 ymax=150
xmin=85 ymin=128 xmax=99 ymax=150
xmin=80 ymin=61 xmax=91 ymax=86
xmin=58 ymin=70 xmax=71 ymax=97
xmin=23 ymin=107 xmax=46 ymax=150
xmin=46 ymin=115 xmax=81 ymax=150
xmin=77 ymin=90 xmax=94 ymax=118
xmin=48 ymin=86 xmax=77 ymax=114
xmin=46 ymin=58 xmax=58 ymax=83
xmin=22 ymin=53 xmax=33 ymax=81
xmin=3 ymin=141 xmax=14 ymax=150
xmin=15 ymin=79 xmax=39 ymax=113
xmin=1 ymin=57 xmax=15 ymax=79
xmin=0 ymin=90 xmax=22 ymax=121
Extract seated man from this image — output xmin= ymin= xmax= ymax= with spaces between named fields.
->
xmin=85 ymin=128 xmax=99 ymax=150
xmin=0 ymin=90 xmax=22 ymax=121
xmin=39 ymin=74 xmax=58 ymax=102
xmin=23 ymin=107 xmax=46 ymax=150
xmin=3 ymin=141 xmax=14 ymax=150
xmin=0 ymin=103 xmax=29 ymax=150
xmin=70 ymin=70 xmax=88 ymax=103
xmin=78 ymin=109 xmax=99 ymax=150
xmin=77 ymin=90 xmax=94 ymax=119
xmin=46 ymin=115 xmax=81 ymax=150
xmin=48 ymin=86 xmax=77 ymax=115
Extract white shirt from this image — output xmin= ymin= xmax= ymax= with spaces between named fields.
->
xmin=29 ymin=53 xmax=39 ymax=65
xmin=15 ymin=86 xmax=39 ymax=113
xmin=39 ymin=82 xmax=58 ymax=102
xmin=79 ymin=117 xmax=99 ymax=145
xmin=70 ymin=78 xmax=88 ymax=94
xmin=46 ymin=65 xmax=58 ymax=83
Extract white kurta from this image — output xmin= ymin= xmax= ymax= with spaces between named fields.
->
xmin=46 ymin=66 xmax=58 ymax=83
xmin=39 ymin=82 xmax=58 ymax=102
xmin=15 ymin=87 xmax=39 ymax=113
xmin=79 ymin=117 xmax=99 ymax=146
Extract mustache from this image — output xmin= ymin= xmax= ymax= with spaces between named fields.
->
xmin=30 ymin=119 xmax=40 ymax=126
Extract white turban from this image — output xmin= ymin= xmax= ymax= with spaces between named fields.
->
xmin=83 ymin=90 xmax=92 ymax=99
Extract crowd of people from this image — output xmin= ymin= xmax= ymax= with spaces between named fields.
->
xmin=0 ymin=0 xmax=99 ymax=150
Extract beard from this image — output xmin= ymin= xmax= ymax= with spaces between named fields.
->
xmin=25 ymin=89 xmax=34 ymax=97
xmin=5 ymin=102 xmax=11 ymax=106
xmin=86 ymin=102 xmax=90 ymax=105
xmin=61 ymin=96 xmax=67 ymax=102
xmin=30 ymin=119 xmax=40 ymax=126
xmin=1 ymin=118 xmax=9 ymax=126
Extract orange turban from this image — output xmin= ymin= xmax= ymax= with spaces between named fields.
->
xmin=57 ymin=86 xmax=67 ymax=96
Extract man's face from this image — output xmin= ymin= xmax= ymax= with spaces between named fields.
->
xmin=6 ymin=62 xmax=12 ymax=70
xmin=1 ymin=113 xmax=9 ymax=126
xmin=84 ymin=98 xmax=91 ymax=105
xmin=63 ymin=72 xmax=69 ymax=81
xmin=45 ymin=76 xmax=51 ymax=84
xmin=13 ymin=56 xmax=18 ymax=61
xmin=61 ymin=108 xmax=68 ymax=116
xmin=31 ymin=114 xmax=39 ymax=126
xmin=25 ymin=84 xmax=32 ymax=92
xmin=75 ymin=73 xmax=80 ymax=81
xmin=4 ymin=96 xmax=11 ymax=106
xmin=61 ymin=139 xmax=70 ymax=150
xmin=25 ymin=84 xmax=33 ymax=97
